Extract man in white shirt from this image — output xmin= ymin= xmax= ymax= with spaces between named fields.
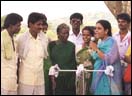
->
xmin=113 ymin=13 xmax=131 ymax=95
xmin=17 ymin=12 xmax=48 ymax=95
xmin=113 ymin=13 xmax=131 ymax=61
xmin=68 ymin=13 xmax=83 ymax=53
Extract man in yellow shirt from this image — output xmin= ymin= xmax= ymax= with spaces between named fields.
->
xmin=1 ymin=13 xmax=23 ymax=95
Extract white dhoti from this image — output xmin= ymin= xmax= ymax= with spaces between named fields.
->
xmin=18 ymin=82 xmax=45 ymax=95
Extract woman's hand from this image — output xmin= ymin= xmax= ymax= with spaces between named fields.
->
xmin=89 ymin=41 xmax=98 ymax=51
xmin=90 ymin=41 xmax=105 ymax=59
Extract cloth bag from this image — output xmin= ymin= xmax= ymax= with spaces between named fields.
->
xmin=123 ymin=64 xmax=131 ymax=83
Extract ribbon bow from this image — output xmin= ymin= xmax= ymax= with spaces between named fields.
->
xmin=104 ymin=65 xmax=114 ymax=77
xmin=48 ymin=64 xmax=60 ymax=78
xmin=76 ymin=64 xmax=84 ymax=77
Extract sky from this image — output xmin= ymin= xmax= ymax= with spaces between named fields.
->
xmin=1 ymin=1 xmax=112 ymax=24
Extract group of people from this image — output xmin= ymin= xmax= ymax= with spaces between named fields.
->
xmin=1 ymin=12 xmax=131 ymax=95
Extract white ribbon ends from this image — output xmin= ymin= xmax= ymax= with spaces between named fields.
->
xmin=48 ymin=64 xmax=60 ymax=78
xmin=76 ymin=64 xmax=84 ymax=77
xmin=104 ymin=65 xmax=114 ymax=77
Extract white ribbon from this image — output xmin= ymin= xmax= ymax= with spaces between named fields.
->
xmin=76 ymin=64 xmax=84 ymax=77
xmin=48 ymin=64 xmax=60 ymax=78
xmin=104 ymin=65 xmax=114 ymax=77
xmin=49 ymin=64 xmax=114 ymax=77
xmin=76 ymin=64 xmax=114 ymax=77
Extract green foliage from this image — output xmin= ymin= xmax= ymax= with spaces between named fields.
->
xmin=46 ymin=29 xmax=57 ymax=41
xmin=1 ymin=15 xmax=6 ymax=28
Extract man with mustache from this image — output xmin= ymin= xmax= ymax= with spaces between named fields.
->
xmin=68 ymin=13 xmax=83 ymax=53
xmin=113 ymin=13 xmax=131 ymax=95
xmin=17 ymin=12 xmax=48 ymax=95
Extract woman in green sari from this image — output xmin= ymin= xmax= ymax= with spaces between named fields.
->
xmin=48 ymin=23 xmax=77 ymax=95
xmin=76 ymin=26 xmax=95 ymax=95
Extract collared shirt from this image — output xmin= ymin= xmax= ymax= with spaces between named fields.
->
xmin=68 ymin=31 xmax=83 ymax=53
xmin=113 ymin=31 xmax=131 ymax=60
xmin=17 ymin=31 xmax=48 ymax=85
xmin=1 ymin=30 xmax=18 ymax=91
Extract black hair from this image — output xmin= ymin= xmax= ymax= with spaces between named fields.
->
xmin=116 ymin=13 xmax=131 ymax=23
xmin=3 ymin=13 xmax=23 ymax=29
xmin=28 ymin=12 xmax=45 ymax=27
xmin=96 ymin=20 xmax=112 ymax=36
xmin=41 ymin=13 xmax=47 ymax=25
xmin=57 ymin=23 xmax=70 ymax=34
xmin=43 ymin=21 xmax=48 ymax=26
xmin=41 ymin=13 xmax=47 ymax=21
xmin=70 ymin=13 xmax=83 ymax=23
xmin=82 ymin=26 xmax=95 ymax=36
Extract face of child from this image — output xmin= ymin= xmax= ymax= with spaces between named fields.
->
xmin=82 ymin=30 xmax=91 ymax=43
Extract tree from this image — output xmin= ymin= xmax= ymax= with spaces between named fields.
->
xmin=1 ymin=15 xmax=6 ymax=30
xmin=104 ymin=1 xmax=131 ymax=29
xmin=104 ymin=1 xmax=131 ymax=16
